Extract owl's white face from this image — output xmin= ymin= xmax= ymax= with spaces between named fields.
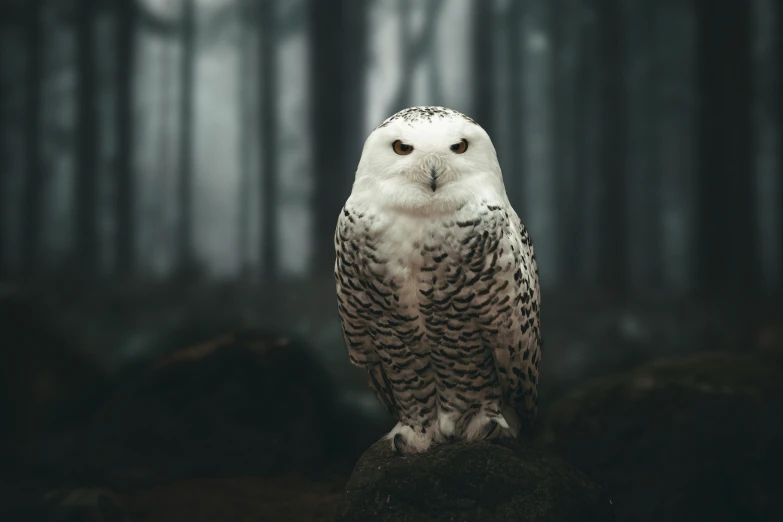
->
xmin=350 ymin=107 xmax=507 ymax=215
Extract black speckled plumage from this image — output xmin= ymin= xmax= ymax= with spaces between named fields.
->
xmin=376 ymin=106 xmax=479 ymax=129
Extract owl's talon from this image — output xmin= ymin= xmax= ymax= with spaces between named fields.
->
xmin=483 ymin=421 xmax=499 ymax=440
xmin=386 ymin=422 xmax=434 ymax=454
xmin=393 ymin=433 xmax=403 ymax=454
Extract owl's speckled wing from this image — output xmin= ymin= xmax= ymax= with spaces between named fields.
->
xmin=487 ymin=212 xmax=542 ymax=425
xmin=333 ymin=207 xmax=399 ymax=417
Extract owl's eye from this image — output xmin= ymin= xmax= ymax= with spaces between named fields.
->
xmin=450 ymin=139 xmax=468 ymax=154
xmin=392 ymin=140 xmax=414 ymax=155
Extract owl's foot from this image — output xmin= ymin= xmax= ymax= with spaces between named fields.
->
xmin=386 ymin=422 xmax=434 ymax=454
xmin=464 ymin=411 xmax=515 ymax=441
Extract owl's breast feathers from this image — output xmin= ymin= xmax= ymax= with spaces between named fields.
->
xmin=334 ymin=199 xmax=541 ymax=428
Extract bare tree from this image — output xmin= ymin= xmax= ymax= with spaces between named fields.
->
xmin=341 ymin=0 xmax=368 ymax=190
xmin=625 ymin=0 xmax=659 ymax=290
xmin=0 ymin=37 xmax=6 ymax=277
xmin=696 ymin=2 xmax=755 ymax=295
xmin=395 ymin=0 xmax=413 ymax=109
xmin=572 ymin=3 xmax=600 ymax=286
xmin=427 ymin=3 xmax=444 ymax=103
xmin=309 ymin=0 xmax=368 ymax=276
xmin=114 ymin=0 xmax=138 ymax=278
xmin=506 ymin=0 xmax=524 ymax=212
xmin=658 ymin=0 xmax=697 ymax=292
xmin=552 ymin=0 xmax=581 ymax=288
xmin=258 ymin=0 xmax=277 ymax=279
xmin=472 ymin=0 xmax=494 ymax=135
xmin=388 ymin=0 xmax=443 ymax=112
xmin=74 ymin=0 xmax=99 ymax=276
xmin=237 ymin=0 xmax=253 ymax=276
xmin=176 ymin=0 xmax=196 ymax=274
xmin=778 ymin=0 xmax=783 ymax=296
xmin=595 ymin=0 xmax=628 ymax=295
xmin=20 ymin=0 xmax=44 ymax=277
xmin=521 ymin=0 xmax=557 ymax=286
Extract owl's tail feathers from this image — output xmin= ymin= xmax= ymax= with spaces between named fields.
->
xmin=367 ymin=364 xmax=398 ymax=417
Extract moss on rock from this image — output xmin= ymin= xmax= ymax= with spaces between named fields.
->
xmin=337 ymin=439 xmax=616 ymax=522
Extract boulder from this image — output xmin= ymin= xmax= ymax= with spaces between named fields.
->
xmin=121 ymin=475 xmax=345 ymax=522
xmin=336 ymin=439 xmax=616 ymax=522
xmin=41 ymin=487 xmax=127 ymax=522
xmin=87 ymin=330 xmax=339 ymax=484
xmin=534 ymin=352 xmax=783 ymax=522
xmin=0 ymin=290 xmax=106 ymax=468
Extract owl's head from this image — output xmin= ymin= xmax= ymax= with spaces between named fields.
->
xmin=351 ymin=107 xmax=507 ymax=215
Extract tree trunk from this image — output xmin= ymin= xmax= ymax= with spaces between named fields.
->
xmin=238 ymin=0 xmax=252 ymax=276
xmin=309 ymin=0 xmax=339 ymax=277
xmin=696 ymin=2 xmax=755 ymax=295
xmin=177 ymin=0 xmax=196 ymax=274
xmin=594 ymin=0 xmax=627 ymax=295
xmin=506 ymin=0 xmax=524 ymax=213
xmin=153 ymin=30 xmax=176 ymax=271
xmin=0 ymin=41 xmax=6 ymax=277
xmin=625 ymin=0 xmax=658 ymax=291
xmin=427 ymin=2 xmax=444 ymax=103
xmin=74 ymin=0 xmax=99 ymax=277
xmin=777 ymin=0 xmax=783 ymax=296
xmin=656 ymin=0 xmax=696 ymax=293
xmin=258 ymin=0 xmax=277 ymax=279
xmin=521 ymin=0 xmax=556 ymax=286
xmin=309 ymin=0 xmax=367 ymax=277
xmin=552 ymin=0 xmax=581 ymax=289
xmin=21 ymin=0 xmax=44 ymax=277
xmin=341 ymin=0 xmax=368 ymax=188
xmin=115 ymin=0 xmax=137 ymax=278
xmin=752 ymin=0 xmax=779 ymax=292
xmin=472 ymin=0 xmax=494 ymax=135
xmin=574 ymin=4 xmax=600 ymax=286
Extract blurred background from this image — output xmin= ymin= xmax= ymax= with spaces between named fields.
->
xmin=0 ymin=1 xmax=781 ymax=521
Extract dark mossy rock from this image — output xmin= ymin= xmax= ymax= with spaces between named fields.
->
xmin=534 ymin=352 xmax=783 ymax=522
xmin=40 ymin=487 xmax=127 ymax=522
xmin=87 ymin=330 xmax=339 ymax=484
xmin=0 ymin=289 xmax=107 ymax=465
xmin=122 ymin=475 xmax=345 ymax=522
xmin=337 ymin=439 xmax=616 ymax=522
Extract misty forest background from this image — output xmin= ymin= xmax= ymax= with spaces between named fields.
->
xmin=0 ymin=0 xmax=782 ymax=405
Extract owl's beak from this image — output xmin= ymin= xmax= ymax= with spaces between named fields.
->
xmin=429 ymin=165 xmax=438 ymax=192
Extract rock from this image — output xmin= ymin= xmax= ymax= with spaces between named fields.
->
xmin=534 ymin=352 xmax=783 ymax=522
xmin=88 ymin=330 xmax=340 ymax=484
xmin=336 ymin=439 xmax=616 ymax=522
xmin=0 ymin=291 xmax=107 ymax=467
xmin=122 ymin=475 xmax=345 ymax=522
xmin=42 ymin=487 xmax=127 ymax=522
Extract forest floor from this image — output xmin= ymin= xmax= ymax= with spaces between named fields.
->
xmin=0 ymin=278 xmax=781 ymax=521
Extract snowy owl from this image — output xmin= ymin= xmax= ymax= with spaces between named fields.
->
xmin=334 ymin=106 xmax=542 ymax=454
